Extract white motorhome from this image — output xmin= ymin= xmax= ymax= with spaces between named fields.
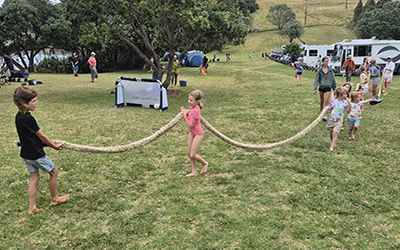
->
xmin=331 ymin=37 xmax=400 ymax=74
xmin=302 ymin=45 xmax=334 ymax=67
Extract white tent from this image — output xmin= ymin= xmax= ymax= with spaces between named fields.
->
xmin=115 ymin=77 xmax=168 ymax=111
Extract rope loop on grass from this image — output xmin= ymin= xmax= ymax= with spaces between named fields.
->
xmin=15 ymin=96 xmax=332 ymax=153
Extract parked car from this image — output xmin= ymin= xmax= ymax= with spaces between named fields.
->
xmin=271 ymin=50 xmax=283 ymax=59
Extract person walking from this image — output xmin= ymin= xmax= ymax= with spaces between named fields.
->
xmin=342 ymin=55 xmax=355 ymax=82
xmin=88 ymin=52 xmax=98 ymax=83
xmin=71 ymin=53 xmax=79 ymax=77
xmin=383 ymin=56 xmax=395 ymax=95
xmin=2 ymin=53 xmax=14 ymax=81
xmin=314 ymin=56 xmax=337 ymax=121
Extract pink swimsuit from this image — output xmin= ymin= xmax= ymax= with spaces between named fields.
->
xmin=184 ymin=105 xmax=204 ymax=137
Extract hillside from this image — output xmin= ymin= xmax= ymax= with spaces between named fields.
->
xmin=233 ymin=0 xmax=360 ymax=54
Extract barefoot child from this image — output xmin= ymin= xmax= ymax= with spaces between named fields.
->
xmin=341 ymin=82 xmax=352 ymax=131
xmin=180 ymin=90 xmax=209 ymax=177
xmin=326 ymin=87 xmax=351 ymax=151
xmin=347 ymin=92 xmax=373 ymax=140
xmin=14 ymin=86 xmax=69 ymax=214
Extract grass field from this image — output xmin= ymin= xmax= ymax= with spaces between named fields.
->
xmin=1 ymin=50 xmax=399 ymax=248
xmin=1 ymin=1 xmax=400 ymax=248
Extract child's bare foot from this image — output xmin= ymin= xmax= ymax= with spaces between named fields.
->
xmin=341 ymin=127 xmax=344 ymax=131
xmin=51 ymin=194 xmax=70 ymax=206
xmin=329 ymin=147 xmax=334 ymax=151
xmin=352 ymin=135 xmax=356 ymax=140
xmin=349 ymin=137 xmax=352 ymax=140
xmin=200 ymin=163 xmax=209 ymax=174
xmin=186 ymin=172 xmax=197 ymax=177
xmin=28 ymin=208 xmax=41 ymax=215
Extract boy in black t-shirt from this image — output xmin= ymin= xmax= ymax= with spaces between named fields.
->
xmin=14 ymin=86 xmax=69 ymax=214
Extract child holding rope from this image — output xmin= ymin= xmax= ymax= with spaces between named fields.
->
xmin=341 ymin=82 xmax=352 ymax=131
xmin=347 ymin=91 xmax=373 ymax=140
xmin=181 ymin=90 xmax=209 ymax=177
xmin=326 ymin=87 xmax=351 ymax=151
xmin=14 ymin=86 xmax=69 ymax=214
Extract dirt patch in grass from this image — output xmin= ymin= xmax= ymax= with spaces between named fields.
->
xmin=167 ymin=89 xmax=183 ymax=98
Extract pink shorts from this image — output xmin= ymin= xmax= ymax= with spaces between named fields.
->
xmin=384 ymin=76 xmax=392 ymax=83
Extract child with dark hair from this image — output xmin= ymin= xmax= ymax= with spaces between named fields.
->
xmin=14 ymin=86 xmax=69 ymax=214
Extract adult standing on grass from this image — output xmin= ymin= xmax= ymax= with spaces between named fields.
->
xmin=72 ymin=53 xmax=79 ymax=77
xmin=88 ymin=52 xmax=98 ymax=83
xmin=342 ymin=55 xmax=355 ymax=82
xmin=314 ymin=56 xmax=336 ymax=121
xmin=171 ymin=55 xmax=179 ymax=87
xmin=180 ymin=90 xmax=208 ymax=177
xmin=14 ymin=86 xmax=69 ymax=214
xmin=383 ymin=56 xmax=395 ymax=95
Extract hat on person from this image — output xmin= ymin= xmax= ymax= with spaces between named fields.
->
xmin=347 ymin=55 xmax=351 ymax=59
xmin=73 ymin=53 xmax=76 ymax=56
xmin=370 ymin=58 xmax=376 ymax=63
xmin=387 ymin=56 xmax=392 ymax=59
xmin=91 ymin=52 xmax=96 ymax=56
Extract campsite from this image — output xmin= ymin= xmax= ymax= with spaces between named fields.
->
xmin=1 ymin=0 xmax=400 ymax=249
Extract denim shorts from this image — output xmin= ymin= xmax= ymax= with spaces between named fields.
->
xmin=347 ymin=118 xmax=360 ymax=127
xmin=361 ymin=88 xmax=368 ymax=94
xmin=21 ymin=155 xmax=54 ymax=173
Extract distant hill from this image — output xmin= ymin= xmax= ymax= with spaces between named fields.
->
xmin=233 ymin=0 xmax=360 ymax=54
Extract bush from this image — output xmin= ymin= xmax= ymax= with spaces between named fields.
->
xmin=36 ymin=56 xmax=71 ymax=73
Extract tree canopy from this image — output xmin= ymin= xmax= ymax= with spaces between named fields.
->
xmin=278 ymin=19 xmax=304 ymax=43
xmin=62 ymin=0 xmax=250 ymax=88
xmin=266 ymin=4 xmax=295 ymax=30
xmin=0 ymin=0 xmax=73 ymax=71
xmin=356 ymin=1 xmax=400 ymax=39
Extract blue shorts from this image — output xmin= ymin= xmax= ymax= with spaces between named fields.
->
xmin=21 ymin=155 xmax=54 ymax=173
xmin=347 ymin=118 xmax=360 ymax=127
xmin=361 ymin=88 xmax=368 ymax=94
xmin=74 ymin=66 xmax=78 ymax=70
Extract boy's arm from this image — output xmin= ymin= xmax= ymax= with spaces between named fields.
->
xmin=345 ymin=97 xmax=351 ymax=113
xmin=35 ymin=129 xmax=64 ymax=150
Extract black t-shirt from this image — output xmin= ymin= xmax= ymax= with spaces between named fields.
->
xmin=15 ymin=112 xmax=46 ymax=160
xmin=72 ymin=57 xmax=78 ymax=65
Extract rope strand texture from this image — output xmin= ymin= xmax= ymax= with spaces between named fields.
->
xmin=18 ymin=96 xmax=333 ymax=153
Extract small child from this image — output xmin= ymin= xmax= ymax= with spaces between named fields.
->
xmin=347 ymin=92 xmax=373 ymax=140
xmin=14 ymin=86 xmax=69 ymax=214
xmin=326 ymin=87 xmax=351 ymax=151
xmin=341 ymin=82 xmax=352 ymax=131
xmin=180 ymin=90 xmax=209 ymax=177
xmin=358 ymin=65 xmax=369 ymax=111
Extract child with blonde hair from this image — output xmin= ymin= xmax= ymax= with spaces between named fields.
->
xmin=181 ymin=90 xmax=209 ymax=177
xmin=348 ymin=92 xmax=373 ymax=140
xmin=357 ymin=65 xmax=369 ymax=111
xmin=341 ymin=82 xmax=352 ymax=131
xmin=326 ymin=87 xmax=351 ymax=151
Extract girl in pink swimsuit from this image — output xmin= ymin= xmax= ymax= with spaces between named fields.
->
xmin=181 ymin=90 xmax=209 ymax=177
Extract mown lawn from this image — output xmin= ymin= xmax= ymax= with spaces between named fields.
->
xmin=1 ymin=46 xmax=399 ymax=248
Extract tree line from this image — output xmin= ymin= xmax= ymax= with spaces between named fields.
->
xmin=0 ymin=0 xmax=258 ymax=88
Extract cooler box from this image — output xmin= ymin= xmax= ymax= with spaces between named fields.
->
xmin=180 ymin=79 xmax=187 ymax=87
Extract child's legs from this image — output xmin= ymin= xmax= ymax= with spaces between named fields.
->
xmin=49 ymin=167 xmax=59 ymax=201
xmin=324 ymin=92 xmax=331 ymax=107
xmin=369 ymin=81 xmax=373 ymax=99
xmin=330 ymin=131 xmax=338 ymax=150
xmin=348 ymin=126 xmax=353 ymax=138
xmin=28 ymin=171 xmax=40 ymax=212
xmin=372 ymin=85 xmax=377 ymax=96
xmin=297 ymin=74 xmax=302 ymax=85
xmin=188 ymin=134 xmax=206 ymax=165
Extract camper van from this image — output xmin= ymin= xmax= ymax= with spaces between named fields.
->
xmin=302 ymin=45 xmax=334 ymax=67
xmin=331 ymin=37 xmax=400 ymax=75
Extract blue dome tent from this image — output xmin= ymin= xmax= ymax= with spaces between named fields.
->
xmin=161 ymin=52 xmax=180 ymax=62
xmin=184 ymin=51 xmax=204 ymax=67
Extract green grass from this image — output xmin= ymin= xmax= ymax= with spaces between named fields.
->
xmin=1 ymin=52 xmax=399 ymax=249
xmin=1 ymin=0 xmax=400 ymax=248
